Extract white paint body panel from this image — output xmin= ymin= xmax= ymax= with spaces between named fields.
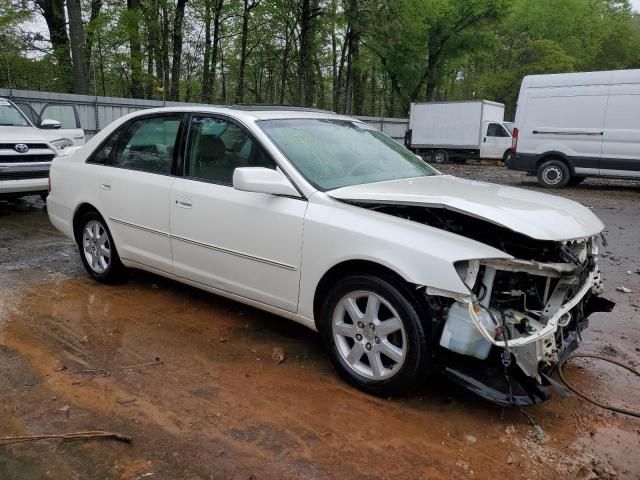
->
xmin=47 ymin=106 xmax=604 ymax=332
xmin=328 ymin=175 xmax=604 ymax=241
xmin=409 ymin=100 xmax=509 ymax=158
xmin=514 ymin=69 xmax=640 ymax=176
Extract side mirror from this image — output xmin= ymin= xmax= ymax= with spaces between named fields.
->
xmin=233 ymin=167 xmax=301 ymax=197
xmin=40 ymin=118 xmax=61 ymax=129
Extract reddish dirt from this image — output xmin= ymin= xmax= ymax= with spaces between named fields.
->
xmin=1 ymin=166 xmax=639 ymax=479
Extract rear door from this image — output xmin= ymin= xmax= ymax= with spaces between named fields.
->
xmin=601 ymin=79 xmax=640 ymax=178
xmin=91 ymin=113 xmax=185 ymax=273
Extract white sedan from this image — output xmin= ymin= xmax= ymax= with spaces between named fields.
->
xmin=47 ymin=106 xmax=613 ymax=405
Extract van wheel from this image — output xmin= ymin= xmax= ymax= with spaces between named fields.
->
xmin=318 ymin=274 xmax=431 ymax=397
xmin=432 ymin=149 xmax=449 ymax=164
xmin=537 ymin=160 xmax=570 ymax=188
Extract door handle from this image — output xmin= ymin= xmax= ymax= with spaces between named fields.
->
xmin=483 ymin=137 xmax=486 ymax=143
xmin=100 ymin=183 xmax=111 ymax=190
xmin=175 ymin=199 xmax=193 ymax=208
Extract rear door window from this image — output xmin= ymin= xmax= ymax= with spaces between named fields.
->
xmin=113 ymin=116 xmax=183 ymax=175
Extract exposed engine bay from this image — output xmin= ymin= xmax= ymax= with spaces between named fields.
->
xmin=354 ymin=203 xmax=616 ymax=405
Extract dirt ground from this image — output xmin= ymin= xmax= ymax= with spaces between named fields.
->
xmin=1 ymin=165 xmax=639 ymax=480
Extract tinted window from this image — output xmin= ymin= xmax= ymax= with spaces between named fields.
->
xmin=89 ymin=129 xmax=123 ymax=165
xmin=114 ymin=116 xmax=182 ymax=174
xmin=487 ymin=123 xmax=509 ymax=137
xmin=40 ymin=104 xmax=78 ymax=128
xmin=186 ymin=116 xmax=275 ymax=185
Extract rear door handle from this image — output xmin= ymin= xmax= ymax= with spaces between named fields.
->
xmin=100 ymin=183 xmax=111 ymax=190
xmin=175 ymin=199 xmax=192 ymax=209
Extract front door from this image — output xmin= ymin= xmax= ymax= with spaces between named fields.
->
xmin=170 ymin=115 xmax=306 ymax=312
xmin=480 ymin=122 xmax=511 ymax=159
xmin=93 ymin=113 xmax=185 ymax=273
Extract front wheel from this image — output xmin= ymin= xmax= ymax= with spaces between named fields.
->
xmin=537 ymin=159 xmax=570 ymax=188
xmin=78 ymin=211 xmax=127 ymax=284
xmin=319 ymin=274 xmax=431 ymax=396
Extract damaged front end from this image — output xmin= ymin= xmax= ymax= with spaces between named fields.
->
xmin=430 ymin=236 xmax=615 ymax=406
xmin=355 ymin=203 xmax=615 ymax=406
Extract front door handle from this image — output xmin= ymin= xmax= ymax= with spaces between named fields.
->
xmin=100 ymin=183 xmax=111 ymax=190
xmin=175 ymin=199 xmax=192 ymax=209
xmin=483 ymin=137 xmax=487 ymax=143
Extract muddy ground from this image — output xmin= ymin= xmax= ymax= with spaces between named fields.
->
xmin=1 ymin=164 xmax=639 ymax=480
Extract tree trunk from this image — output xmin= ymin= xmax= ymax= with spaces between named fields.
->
xmin=209 ymin=0 xmax=223 ymax=102
xmin=67 ymin=0 xmax=90 ymax=94
xmin=235 ymin=0 xmax=250 ymax=103
xmin=127 ymin=0 xmax=144 ymax=98
xmin=201 ymin=0 xmax=212 ymax=102
xmin=85 ymin=0 xmax=103 ymax=89
xmin=169 ymin=0 xmax=188 ymax=101
xmin=36 ymin=0 xmax=72 ymax=92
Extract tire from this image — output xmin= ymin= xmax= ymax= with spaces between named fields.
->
xmin=432 ymin=149 xmax=449 ymax=164
xmin=502 ymin=150 xmax=512 ymax=164
xmin=318 ymin=274 xmax=431 ymax=396
xmin=568 ymin=176 xmax=585 ymax=186
xmin=77 ymin=211 xmax=127 ymax=284
xmin=40 ymin=192 xmax=48 ymax=202
xmin=537 ymin=159 xmax=570 ymax=188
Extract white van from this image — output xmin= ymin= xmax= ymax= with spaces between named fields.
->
xmin=508 ymin=69 xmax=640 ymax=187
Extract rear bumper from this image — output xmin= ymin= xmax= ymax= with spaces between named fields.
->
xmin=506 ymin=153 xmax=538 ymax=173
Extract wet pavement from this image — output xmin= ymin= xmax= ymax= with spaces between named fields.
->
xmin=1 ymin=166 xmax=639 ymax=479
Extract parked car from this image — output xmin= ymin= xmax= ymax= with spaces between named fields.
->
xmin=407 ymin=100 xmax=513 ymax=163
xmin=0 ymin=97 xmax=84 ymax=199
xmin=47 ymin=106 xmax=613 ymax=405
xmin=508 ymin=69 xmax=640 ymax=187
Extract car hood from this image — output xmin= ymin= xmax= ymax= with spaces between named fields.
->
xmin=327 ymin=175 xmax=604 ymax=241
xmin=0 ymin=126 xmax=66 ymax=143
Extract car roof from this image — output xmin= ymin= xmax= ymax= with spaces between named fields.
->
xmin=126 ymin=105 xmax=357 ymax=123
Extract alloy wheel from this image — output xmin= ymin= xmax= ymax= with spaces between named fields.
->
xmin=82 ymin=220 xmax=111 ymax=274
xmin=332 ymin=290 xmax=407 ymax=380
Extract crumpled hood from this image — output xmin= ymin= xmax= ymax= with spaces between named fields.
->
xmin=328 ymin=175 xmax=604 ymax=241
xmin=0 ymin=126 xmax=65 ymax=143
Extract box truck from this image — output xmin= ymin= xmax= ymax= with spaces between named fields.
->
xmin=507 ymin=69 xmax=640 ymax=188
xmin=407 ymin=100 xmax=513 ymax=163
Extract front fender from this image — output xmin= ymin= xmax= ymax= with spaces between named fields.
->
xmin=297 ymin=195 xmax=511 ymax=323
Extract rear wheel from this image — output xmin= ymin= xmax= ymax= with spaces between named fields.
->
xmin=78 ymin=211 xmax=127 ymax=284
xmin=537 ymin=159 xmax=570 ymax=188
xmin=432 ymin=149 xmax=449 ymax=164
xmin=319 ymin=274 xmax=431 ymax=396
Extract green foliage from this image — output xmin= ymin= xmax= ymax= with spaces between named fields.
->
xmin=1 ymin=0 xmax=639 ymax=116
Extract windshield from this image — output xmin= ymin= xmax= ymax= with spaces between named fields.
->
xmin=503 ymin=122 xmax=514 ymax=134
xmin=258 ymin=119 xmax=438 ymax=190
xmin=0 ymin=100 xmax=31 ymax=127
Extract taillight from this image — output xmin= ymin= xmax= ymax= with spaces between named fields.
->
xmin=48 ymin=176 xmax=51 ymax=193
xmin=511 ymin=127 xmax=518 ymax=153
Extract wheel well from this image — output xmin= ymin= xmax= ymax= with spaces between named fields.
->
xmin=312 ymin=260 xmax=410 ymax=322
xmin=72 ymin=203 xmax=100 ymax=245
